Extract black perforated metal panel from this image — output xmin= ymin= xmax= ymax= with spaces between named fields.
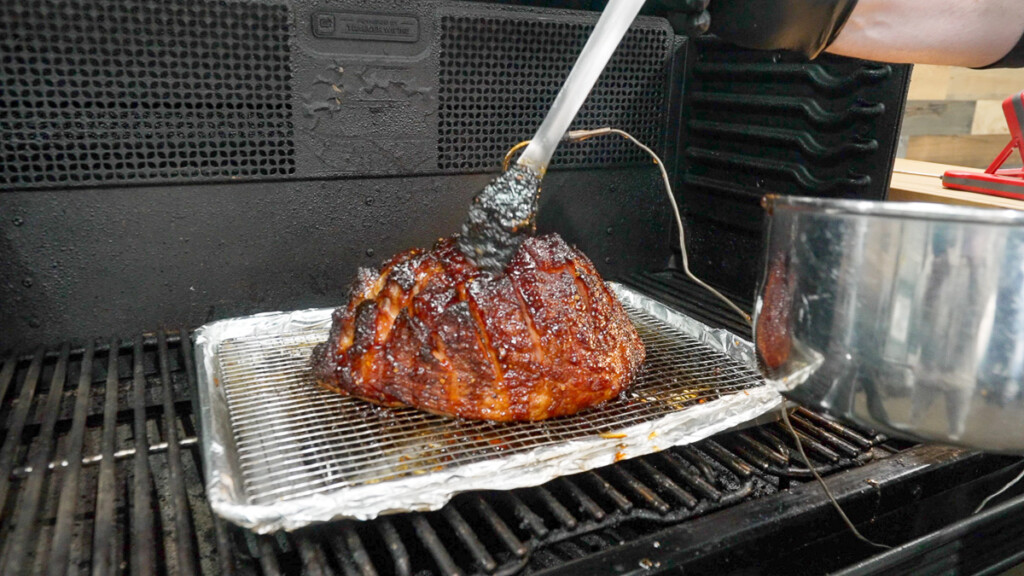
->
xmin=437 ymin=14 xmax=671 ymax=172
xmin=0 ymin=0 xmax=296 ymax=189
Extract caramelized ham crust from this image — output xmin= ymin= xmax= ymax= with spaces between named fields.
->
xmin=311 ymin=233 xmax=645 ymax=421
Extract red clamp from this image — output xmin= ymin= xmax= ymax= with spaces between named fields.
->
xmin=942 ymin=90 xmax=1024 ymax=200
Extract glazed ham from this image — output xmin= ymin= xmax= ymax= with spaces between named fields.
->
xmin=311 ymin=233 xmax=645 ymax=421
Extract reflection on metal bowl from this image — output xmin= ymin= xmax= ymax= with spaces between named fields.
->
xmin=757 ymin=195 xmax=1024 ymax=453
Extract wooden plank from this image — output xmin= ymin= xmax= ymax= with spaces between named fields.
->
xmin=971 ymin=100 xmax=1010 ymax=135
xmin=890 ymin=158 xmax=1024 ymax=211
xmin=946 ymin=67 xmax=1024 ymax=100
xmin=905 ymin=134 xmax=1019 ymax=169
xmin=906 ymin=64 xmax=950 ymax=100
xmin=900 ymin=100 xmax=975 ymax=136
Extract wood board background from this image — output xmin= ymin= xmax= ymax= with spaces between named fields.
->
xmin=900 ymin=65 xmax=1024 ymax=168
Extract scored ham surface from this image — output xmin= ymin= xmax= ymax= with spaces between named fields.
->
xmin=311 ymin=233 xmax=645 ymax=421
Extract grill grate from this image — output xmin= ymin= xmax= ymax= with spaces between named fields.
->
xmin=0 ymin=330 xmax=890 ymax=575
xmin=0 ymin=334 xmax=233 ymax=576
xmin=275 ymin=406 xmax=888 ymax=576
xmin=214 ymin=300 xmax=765 ymax=507
xmin=437 ymin=14 xmax=671 ymax=172
xmin=0 ymin=0 xmax=296 ymax=189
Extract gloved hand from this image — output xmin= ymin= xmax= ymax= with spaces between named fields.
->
xmin=665 ymin=0 xmax=712 ymax=38
xmin=656 ymin=0 xmax=859 ymax=59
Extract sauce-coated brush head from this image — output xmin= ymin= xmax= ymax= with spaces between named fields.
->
xmin=456 ymin=165 xmax=542 ymax=274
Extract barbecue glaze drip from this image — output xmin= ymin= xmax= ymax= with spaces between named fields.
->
xmin=457 ymin=165 xmax=542 ymax=274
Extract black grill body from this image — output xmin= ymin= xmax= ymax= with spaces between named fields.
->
xmin=2 ymin=1 xmax=1023 ymax=575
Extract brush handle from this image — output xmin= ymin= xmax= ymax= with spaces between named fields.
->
xmin=516 ymin=0 xmax=647 ymax=175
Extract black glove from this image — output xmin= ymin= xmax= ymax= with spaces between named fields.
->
xmin=649 ymin=0 xmax=712 ymax=37
xmin=657 ymin=0 xmax=858 ymax=59
xmin=709 ymin=0 xmax=858 ymax=58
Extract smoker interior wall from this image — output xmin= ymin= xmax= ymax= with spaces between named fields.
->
xmin=1 ymin=169 xmax=671 ymax=348
xmin=0 ymin=0 xmax=675 ymax=190
xmin=0 ymin=0 xmax=679 ymax=348
xmin=0 ymin=0 xmax=912 ymax=349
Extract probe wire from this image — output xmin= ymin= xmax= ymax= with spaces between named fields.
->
xmin=505 ymin=127 xmax=752 ymax=327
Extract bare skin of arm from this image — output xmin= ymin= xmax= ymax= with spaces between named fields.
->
xmin=828 ymin=0 xmax=1024 ymax=67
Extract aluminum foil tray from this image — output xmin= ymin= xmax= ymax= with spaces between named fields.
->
xmin=195 ymin=283 xmax=782 ymax=532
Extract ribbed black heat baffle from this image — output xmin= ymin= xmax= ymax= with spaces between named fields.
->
xmin=0 ymin=327 xmax=1018 ymax=575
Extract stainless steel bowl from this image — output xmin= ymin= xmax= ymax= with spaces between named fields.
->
xmin=756 ymin=195 xmax=1024 ymax=453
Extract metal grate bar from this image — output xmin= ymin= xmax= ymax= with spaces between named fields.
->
xmin=216 ymin=489 xmax=246 ymax=575
xmin=444 ymin=506 xmax=498 ymax=573
xmin=658 ymin=451 xmax=721 ymax=502
xmin=789 ymin=413 xmax=861 ymax=457
xmin=158 ymin=331 xmax=198 ymax=574
xmin=297 ymin=538 xmax=332 ymax=576
xmin=130 ymin=338 xmax=156 ymax=576
xmin=0 ymin=354 xmax=17 ymax=410
xmin=92 ymin=338 xmax=120 ymax=574
xmin=557 ymin=477 xmax=606 ymax=521
xmin=534 ymin=486 xmax=578 ymax=529
xmin=725 ymin=440 xmax=773 ymax=472
xmin=342 ymin=523 xmax=379 ymax=576
xmin=325 ymin=534 xmax=362 ymax=576
xmin=675 ymin=447 xmax=721 ymax=485
xmin=634 ymin=459 xmax=698 ymax=509
xmin=472 ymin=497 xmax=528 ymax=558
xmin=413 ymin=515 xmax=462 ymax=576
xmin=755 ymin=427 xmax=841 ymax=479
xmin=506 ymin=493 xmax=549 ymax=539
xmin=10 ymin=436 xmax=201 ymax=478
xmin=734 ymin=433 xmax=788 ymax=468
xmin=753 ymin=427 xmax=791 ymax=460
xmin=1 ymin=344 xmax=69 ymax=573
xmin=377 ymin=519 xmax=412 ymax=576
xmin=791 ymin=427 xmax=841 ymax=463
xmin=607 ymin=467 xmax=670 ymax=515
xmin=794 ymin=407 xmax=875 ymax=448
xmin=583 ymin=471 xmax=633 ymax=513
xmin=325 ymin=526 xmax=377 ymax=576
xmin=700 ymin=441 xmax=754 ymax=479
xmin=0 ymin=347 xmax=44 ymax=511
xmin=257 ymin=536 xmax=283 ymax=576
xmin=47 ymin=341 xmax=94 ymax=576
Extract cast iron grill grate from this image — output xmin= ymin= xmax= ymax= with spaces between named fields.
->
xmin=213 ymin=299 xmax=765 ymax=508
xmin=0 ymin=0 xmax=296 ymax=189
xmin=0 ymin=327 xmax=890 ymax=575
xmin=437 ymin=14 xmax=671 ymax=172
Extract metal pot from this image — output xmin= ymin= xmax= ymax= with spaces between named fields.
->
xmin=756 ymin=195 xmax=1024 ymax=453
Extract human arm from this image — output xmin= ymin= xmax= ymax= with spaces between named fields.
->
xmin=661 ymin=0 xmax=1024 ymax=68
xmin=827 ymin=0 xmax=1024 ymax=68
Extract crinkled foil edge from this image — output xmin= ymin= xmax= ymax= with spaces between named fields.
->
xmin=194 ymin=283 xmax=783 ymax=533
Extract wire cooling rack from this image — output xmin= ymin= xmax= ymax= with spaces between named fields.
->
xmin=214 ymin=297 xmax=766 ymax=507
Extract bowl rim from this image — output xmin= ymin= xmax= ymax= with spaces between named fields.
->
xmin=764 ymin=195 xmax=1024 ymax=225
